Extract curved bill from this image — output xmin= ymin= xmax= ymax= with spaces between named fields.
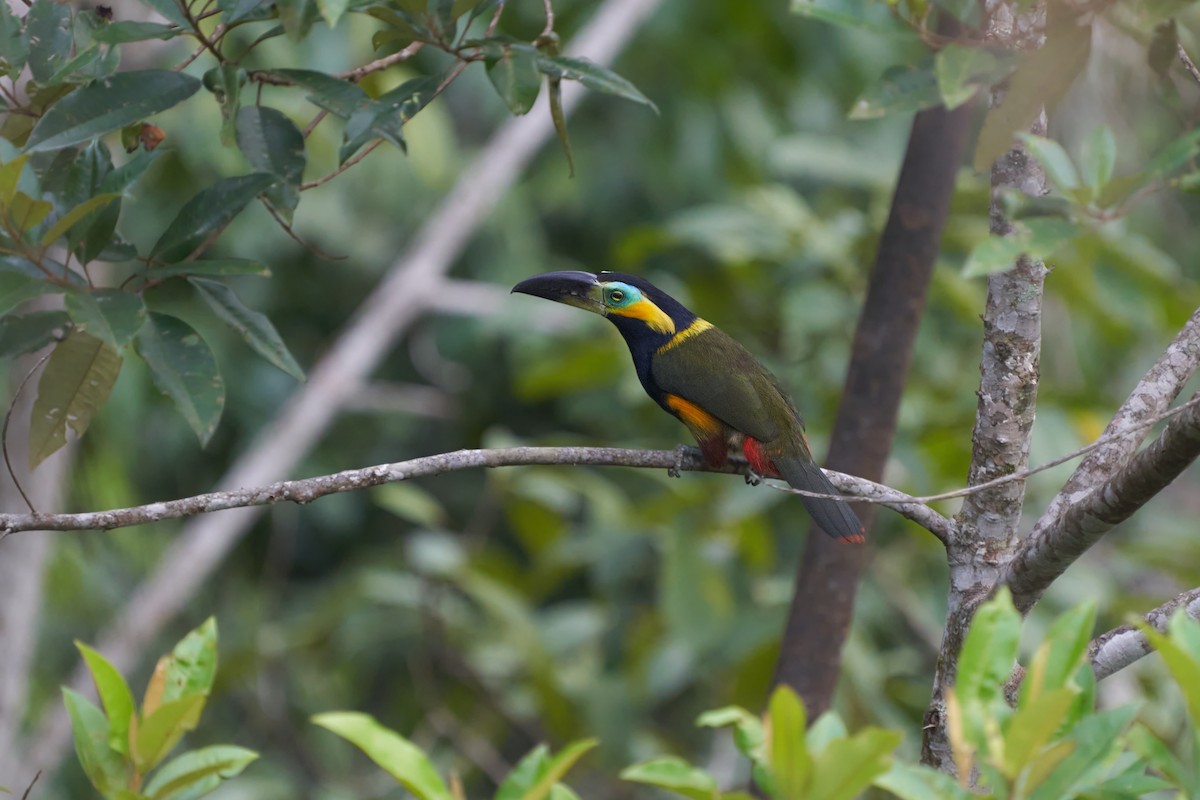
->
xmin=511 ymin=271 xmax=605 ymax=314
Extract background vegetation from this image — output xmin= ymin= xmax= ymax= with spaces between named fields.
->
xmin=2 ymin=0 xmax=1200 ymax=796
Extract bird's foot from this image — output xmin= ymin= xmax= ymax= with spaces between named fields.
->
xmin=667 ymin=445 xmax=689 ymax=478
xmin=745 ymin=469 xmax=763 ymax=486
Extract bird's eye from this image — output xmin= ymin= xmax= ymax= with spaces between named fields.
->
xmin=609 ymin=289 xmax=625 ymax=304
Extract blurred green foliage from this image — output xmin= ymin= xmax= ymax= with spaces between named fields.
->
xmin=5 ymin=0 xmax=1200 ymax=796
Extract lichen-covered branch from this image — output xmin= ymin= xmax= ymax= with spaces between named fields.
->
xmin=0 ymin=446 xmax=941 ymax=539
xmin=1004 ymin=394 xmax=1200 ymax=611
xmin=922 ymin=116 xmax=1050 ymax=771
xmin=1089 ymin=586 xmax=1200 ymax=681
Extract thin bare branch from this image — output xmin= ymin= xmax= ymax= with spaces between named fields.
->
xmin=338 ymin=42 xmax=425 ymax=82
xmin=1004 ymin=391 xmax=1200 ymax=612
xmin=1089 ymin=587 xmax=1200 ymax=681
xmin=0 ymin=446 xmax=913 ymax=537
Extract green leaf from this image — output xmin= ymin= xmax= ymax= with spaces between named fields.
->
xmin=235 ymin=106 xmax=305 ymax=218
xmin=0 ymin=0 xmax=30 ymax=77
xmin=1146 ymin=127 xmax=1200 ymax=181
xmin=151 ymin=260 xmax=272 ymax=279
xmin=29 ymin=330 xmax=121 ymax=469
xmin=65 ymin=288 xmax=147 ymax=347
xmin=203 ymin=65 xmax=247 ymax=146
xmin=143 ymin=745 xmax=259 ymax=800
xmin=935 ymin=45 xmax=1001 ymax=109
xmin=39 ymin=192 xmax=120 ymax=247
xmin=696 ymin=705 xmax=765 ymax=762
xmin=535 ymin=55 xmax=657 ymax=112
xmin=0 ymin=268 xmax=54 ymax=316
xmin=1026 ymin=602 xmax=1095 ymax=700
xmin=149 ymin=173 xmax=275 ymax=262
xmin=316 ymin=0 xmax=351 ymax=26
xmin=808 ymin=727 xmax=902 ymax=800
xmin=25 ymin=70 xmax=202 ymax=152
xmin=873 ymin=761 xmax=972 ymax=800
xmin=62 ymin=687 xmax=127 ymax=794
xmin=973 ymin=22 xmax=1091 ymax=171
xmin=0 ymin=153 xmax=28 ymax=203
xmin=620 ymin=757 xmax=719 ymax=800
xmin=1142 ymin=613 xmax=1200 ymax=724
xmin=1002 ymin=687 xmax=1077 ymax=778
xmin=0 ymin=310 xmax=70 ymax=358
xmin=189 ymin=278 xmax=304 ymax=380
xmin=790 ymin=0 xmax=920 ymax=37
xmin=495 ymin=740 xmax=597 ymax=800
xmin=1080 ymin=124 xmax=1116 ymax=190
xmin=488 ymin=44 xmax=542 ymax=114
xmin=850 ymin=60 xmax=941 ymax=120
xmin=956 ymin=587 xmax=1020 ymax=707
xmin=142 ymin=0 xmax=191 ymax=28
xmin=90 ymin=21 xmax=178 ymax=44
xmin=313 ymin=712 xmax=454 ymax=800
xmin=8 ymin=192 xmax=53 ymax=235
xmin=134 ymin=313 xmax=225 ymax=446
xmin=1028 ymin=706 xmax=1139 ymax=800
xmin=1123 ymin=724 xmax=1194 ymax=794
xmin=162 ymin=617 xmax=219 ymax=705
xmin=768 ymin=687 xmax=811 ymax=799
xmin=271 ymin=69 xmax=368 ymax=119
xmin=1016 ymin=133 xmax=1080 ymax=193
xmin=962 ymin=218 xmax=1077 ymax=278
xmin=134 ymin=695 xmax=206 ymax=773
xmin=77 ymin=642 xmax=136 ymax=756
xmin=25 ymin=0 xmax=73 ymax=83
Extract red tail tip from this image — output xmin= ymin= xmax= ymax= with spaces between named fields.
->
xmin=840 ymin=532 xmax=866 ymax=544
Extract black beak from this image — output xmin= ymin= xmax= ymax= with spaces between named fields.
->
xmin=511 ymin=271 xmax=605 ymax=314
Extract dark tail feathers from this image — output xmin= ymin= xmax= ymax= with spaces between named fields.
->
xmin=774 ymin=457 xmax=865 ymax=543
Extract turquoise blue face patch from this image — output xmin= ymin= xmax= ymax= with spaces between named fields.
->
xmin=601 ymin=282 xmax=642 ymax=309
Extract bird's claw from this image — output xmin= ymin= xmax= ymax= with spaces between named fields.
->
xmin=745 ymin=469 xmax=763 ymax=486
xmin=667 ymin=445 xmax=688 ymax=478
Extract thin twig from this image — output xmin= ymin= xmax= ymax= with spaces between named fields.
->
xmin=2 ymin=351 xmax=53 ymax=515
xmin=1178 ymin=43 xmax=1200 ymax=86
xmin=20 ymin=770 xmax=40 ymax=800
xmin=302 ymin=109 xmax=329 ymax=138
xmin=260 ymin=199 xmax=346 ymax=260
xmin=339 ymin=42 xmax=425 ymax=83
xmin=541 ymin=0 xmax=556 ymax=38
xmin=299 ymin=140 xmax=384 ymax=191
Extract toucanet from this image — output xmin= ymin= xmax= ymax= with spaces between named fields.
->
xmin=512 ymin=270 xmax=864 ymax=543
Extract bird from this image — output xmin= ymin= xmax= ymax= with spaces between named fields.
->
xmin=511 ymin=270 xmax=864 ymax=543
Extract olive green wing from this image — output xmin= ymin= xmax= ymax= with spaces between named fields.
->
xmin=651 ymin=328 xmax=789 ymax=443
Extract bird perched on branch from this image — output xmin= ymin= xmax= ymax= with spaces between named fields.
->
xmin=512 ymin=270 xmax=864 ymax=543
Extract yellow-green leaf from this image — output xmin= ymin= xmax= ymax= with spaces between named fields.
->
xmin=40 ymin=193 xmax=121 ymax=247
xmin=28 ymin=330 xmax=121 ymax=469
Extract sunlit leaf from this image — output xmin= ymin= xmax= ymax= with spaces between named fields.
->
xmin=142 ymin=745 xmax=259 ymax=800
xmin=768 ymin=687 xmax=811 ymax=799
xmin=77 ymin=642 xmax=136 ymax=756
xmin=29 ymin=330 xmax=121 ymax=469
xmin=134 ymin=313 xmax=225 ymax=446
xmin=620 ymin=757 xmax=719 ymax=800
xmin=189 ymin=278 xmax=304 ymax=380
xmin=26 ymin=71 xmax=202 ymax=152
xmin=62 ymin=688 xmax=126 ymax=795
xmin=134 ymin=695 xmax=206 ymax=773
xmin=313 ymin=712 xmax=454 ymax=800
